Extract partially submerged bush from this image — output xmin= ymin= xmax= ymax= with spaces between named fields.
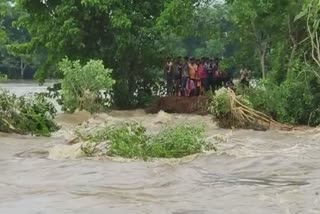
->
xmin=79 ymin=122 xmax=213 ymax=160
xmin=146 ymin=125 xmax=206 ymax=158
xmin=0 ymin=90 xmax=59 ymax=136
xmin=208 ymin=88 xmax=231 ymax=119
xmin=59 ymin=58 xmax=115 ymax=113
xmin=209 ymin=88 xmax=253 ymax=128
xmin=209 ymin=88 xmax=286 ymax=130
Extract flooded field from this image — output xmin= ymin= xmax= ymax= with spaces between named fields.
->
xmin=0 ymin=81 xmax=319 ymax=214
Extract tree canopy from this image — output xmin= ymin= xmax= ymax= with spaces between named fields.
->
xmin=2 ymin=0 xmax=320 ymax=116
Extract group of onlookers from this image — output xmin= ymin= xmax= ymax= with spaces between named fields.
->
xmin=164 ymin=57 xmax=235 ymax=96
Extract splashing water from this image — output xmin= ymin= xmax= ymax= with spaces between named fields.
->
xmin=1 ymin=81 xmax=320 ymax=214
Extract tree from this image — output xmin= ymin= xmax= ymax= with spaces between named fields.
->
xmin=298 ymin=0 xmax=320 ymax=80
xmin=0 ymin=0 xmax=33 ymax=79
xmin=13 ymin=0 xmax=200 ymax=107
xmin=227 ymin=0 xmax=285 ymax=78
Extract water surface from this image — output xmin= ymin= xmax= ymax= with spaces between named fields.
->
xmin=0 ymin=82 xmax=319 ymax=214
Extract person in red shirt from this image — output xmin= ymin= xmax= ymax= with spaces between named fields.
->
xmin=198 ymin=58 xmax=208 ymax=94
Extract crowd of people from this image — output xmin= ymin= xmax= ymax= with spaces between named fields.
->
xmin=164 ymin=57 xmax=237 ymax=96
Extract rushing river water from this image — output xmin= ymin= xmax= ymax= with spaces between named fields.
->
xmin=1 ymin=81 xmax=320 ymax=214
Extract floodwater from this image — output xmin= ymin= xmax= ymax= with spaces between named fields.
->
xmin=1 ymin=81 xmax=320 ymax=214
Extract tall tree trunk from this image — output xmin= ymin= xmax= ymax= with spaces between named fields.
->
xmin=260 ymin=49 xmax=266 ymax=79
xmin=128 ymin=61 xmax=136 ymax=104
xmin=251 ymin=20 xmax=268 ymax=79
xmin=259 ymin=44 xmax=267 ymax=79
xmin=20 ymin=58 xmax=26 ymax=79
xmin=287 ymin=15 xmax=298 ymax=73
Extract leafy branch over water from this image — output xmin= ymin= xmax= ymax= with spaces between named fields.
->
xmin=0 ymin=90 xmax=59 ymax=136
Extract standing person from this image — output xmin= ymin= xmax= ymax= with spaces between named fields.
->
xmin=213 ymin=58 xmax=222 ymax=90
xmin=186 ymin=58 xmax=197 ymax=96
xmin=192 ymin=58 xmax=199 ymax=96
xmin=198 ymin=58 xmax=208 ymax=94
xmin=206 ymin=58 xmax=214 ymax=91
xmin=240 ymin=65 xmax=250 ymax=87
xmin=212 ymin=58 xmax=219 ymax=90
xmin=164 ymin=57 xmax=174 ymax=96
xmin=173 ymin=57 xmax=183 ymax=96
xmin=195 ymin=59 xmax=201 ymax=96
xmin=181 ymin=56 xmax=189 ymax=96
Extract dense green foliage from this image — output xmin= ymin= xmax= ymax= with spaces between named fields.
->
xmin=2 ymin=0 xmax=320 ymax=125
xmin=0 ymin=73 xmax=7 ymax=80
xmin=0 ymin=90 xmax=59 ymax=136
xmin=208 ymin=88 xmax=231 ymax=119
xmin=239 ymin=63 xmax=320 ymax=126
xmin=79 ymin=122 xmax=212 ymax=160
xmin=58 ymin=59 xmax=114 ymax=113
xmin=0 ymin=0 xmax=35 ymax=79
xmin=8 ymin=0 xmax=199 ymax=107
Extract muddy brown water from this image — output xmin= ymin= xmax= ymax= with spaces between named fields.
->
xmin=1 ymin=81 xmax=320 ymax=214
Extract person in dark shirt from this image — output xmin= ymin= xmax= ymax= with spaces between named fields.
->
xmin=181 ymin=56 xmax=190 ymax=96
xmin=213 ymin=58 xmax=223 ymax=90
xmin=173 ymin=57 xmax=183 ymax=96
xmin=206 ymin=58 xmax=215 ymax=91
xmin=164 ymin=57 xmax=174 ymax=96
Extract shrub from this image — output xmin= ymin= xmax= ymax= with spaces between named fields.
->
xmin=59 ymin=58 xmax=115 ymax=113
xmin=209 ymin=88 xmax=257 ymax=129
xmin=237 ymin=61 xmax=320 ymax=125
xmin=146 ymin=125 xmax=205 ymax=158
xmin=236 ymin=81 xmax=283 ymax=119
xmin=0 ymin=74 xmax=8 ymax=81
xmin=0 ymin=90 xmax=59 ymax=136
xmin=106 ymin=123 xmax=149 ymax=159
xmin=79 ymin=122 xmax=212 ymax=160
xmin=208 ymin=88 xmax=231 ymax=118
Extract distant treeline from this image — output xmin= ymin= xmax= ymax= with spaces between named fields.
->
xmin=0 ymin=65 xmax=35 ymax=79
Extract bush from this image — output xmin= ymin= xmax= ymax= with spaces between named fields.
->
xmin=106 ymin=123 xmax=149 ymax=159
xmin=0 ymin=74 xmax=8 ymax=81
xmin=146 ymin=125 xmax=206 ymax=158
xmin=79 ymin=122 xmax=212 ymax=160
xmin=0 ymin=90 xmax=59 ymax=136
xmin=209 ymin=88 xmax=257 ymax=129
xmin=236 ymin=81 xmax=283 ymax=119
xmin=59 ymin=58 xmax=115 ymax=113
xmin=208 ymin=88 xmax=231 ymax=119
xmin=236 ymin=61 xmax=320 ymax=126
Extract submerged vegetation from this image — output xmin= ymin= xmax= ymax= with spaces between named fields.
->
xmin=0 ymin=90 xmax=59 ymax=136
xmin=209 ymin=88 xmax=291 ymax=130
xmin=78 ymin=122 xmax=214 ymax=160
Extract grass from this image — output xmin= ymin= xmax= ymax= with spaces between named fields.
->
xmin=79 ymin=122 xmax=214 ymax=160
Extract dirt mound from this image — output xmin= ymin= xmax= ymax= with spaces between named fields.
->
xmin=146 ymin=96 xmax=208 ymax=115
